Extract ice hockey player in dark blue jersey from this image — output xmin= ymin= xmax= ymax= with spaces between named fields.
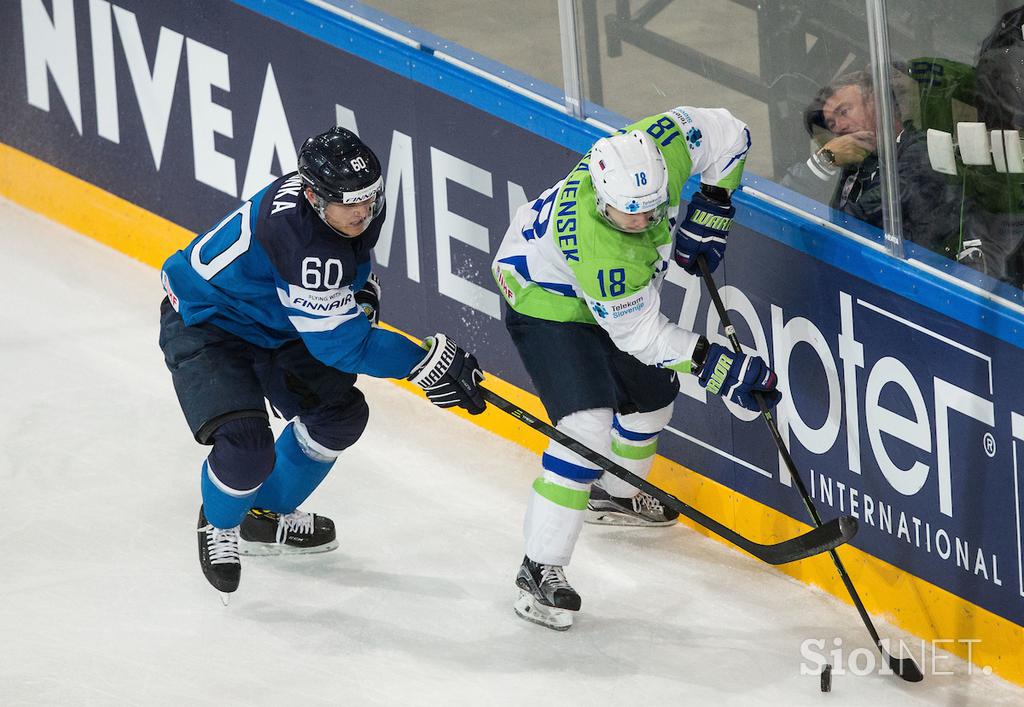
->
xmin=158 ymin=127 xmax=485 ymax=601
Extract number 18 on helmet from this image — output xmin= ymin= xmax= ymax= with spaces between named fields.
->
xmin=588 ymin=130 xmax=668 ymax=233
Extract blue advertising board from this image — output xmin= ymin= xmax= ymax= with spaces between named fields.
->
xmin=656 ymin=215 xmax=1024 ymax=626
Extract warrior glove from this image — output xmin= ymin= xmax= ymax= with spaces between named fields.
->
xmin=695 ymin=341 xmax=781 ymax=412
xmin=673 ymin=186 xmax=735 ymax=275
xmin=408 ymin=333 xmax=486 ymax=415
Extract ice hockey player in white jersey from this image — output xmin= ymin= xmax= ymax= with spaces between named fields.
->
xmin=492 ymin=107 xmax=782 ymax=630
xmin=159 ymin=127 xmax=486 ymax=601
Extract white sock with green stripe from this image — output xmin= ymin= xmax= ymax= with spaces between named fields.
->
xmin=524 ymin=470 xmax=592 ymax=566
xmin=597 ymin=403 xmax=674 ymax=498
xmin=523 ymin=409 xmax=611 ymax=565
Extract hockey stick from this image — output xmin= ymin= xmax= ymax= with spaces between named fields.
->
xmin=696 ymin=255 xmax=923 ymax=682
xmin=480 ymin=387 xmax=857 ymax=565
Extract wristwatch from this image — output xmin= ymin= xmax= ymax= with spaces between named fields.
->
xmin=807 ymin=147 xmax=839 ymax=179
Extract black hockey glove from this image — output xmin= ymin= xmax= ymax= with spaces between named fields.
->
xmin=408 ymin=333 xmax=486 ymax=415
xmin=673 ymin=185 xmax=735 ymax=276
xmin=355 ymin=273 xmax=381 ymax=325
xmin=695 ymin=342 xmax=781 ymax=412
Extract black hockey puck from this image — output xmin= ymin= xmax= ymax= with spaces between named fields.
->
xmin=820 ymin=663 xmax=832 ymax=692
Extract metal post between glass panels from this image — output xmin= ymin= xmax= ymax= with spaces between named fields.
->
xmin=558 ymin=0 xmax=585 ymax=119
xmin=865 ymin=0 xmax=905 ymax=259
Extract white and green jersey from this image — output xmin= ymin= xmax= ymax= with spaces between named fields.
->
xmin=492 ymin=106 xmax=750 ymax=372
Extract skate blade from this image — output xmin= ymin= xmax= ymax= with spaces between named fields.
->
xmin=219 ymin=592 xmax=231 ymax=606
xmin=514 ymin=590 xmax=574 ymax=631
xmin=584 ymin=509 xmax=677 ymax=527
xmin=239 ymin=538 xmax=339 ymax=556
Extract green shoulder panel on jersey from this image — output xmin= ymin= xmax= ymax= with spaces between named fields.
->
xmin=551 ymin=157 xmax=671 ymax=303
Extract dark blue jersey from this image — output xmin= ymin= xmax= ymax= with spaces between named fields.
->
xmin=161 ymin=172 xmax=423 ymax=378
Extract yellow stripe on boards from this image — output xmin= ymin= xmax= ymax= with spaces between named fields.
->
xmin=0 ymin=143 xmax=192 ymax=268
xmin=4 ymin=140 xmax=1021 ymax=687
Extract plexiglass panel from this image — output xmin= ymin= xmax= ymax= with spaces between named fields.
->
xmin=883 ymin=0 xmax=1024 ymax=292
xmin=576 ymin=1 xmax=871 ymax=184
xmin=361 ymin=0 xmax=566 ymax=93
xmin=577 ymin=0 xmax=1023 ymax=295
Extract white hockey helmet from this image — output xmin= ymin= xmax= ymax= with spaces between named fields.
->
xmin=588 ymin=130 xmax=669 ymax=233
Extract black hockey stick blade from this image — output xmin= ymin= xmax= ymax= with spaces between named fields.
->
xmin=751 ymin=515 xmax=858 ymax=565
xmin=887 ymin=650 xmax=925 ymax=682
xmin=688 ymin=506 xmax=857 ymax=565
xmin=480 ymin=387 xmax=857 ymax=565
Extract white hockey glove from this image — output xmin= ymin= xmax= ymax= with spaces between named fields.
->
xmin=408 ymin=333 xmax=486 ymax=415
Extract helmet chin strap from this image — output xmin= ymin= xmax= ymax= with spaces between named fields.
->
xmin=311 ymin=193 xmax=367 ymax=238
xmin=597 ymin=200 xmax=657 ymax=234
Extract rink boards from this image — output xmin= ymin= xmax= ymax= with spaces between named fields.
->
xmin=2 ymin=0 xmax=1023 ymax=684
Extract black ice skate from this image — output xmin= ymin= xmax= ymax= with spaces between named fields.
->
xmin=513 ymin=555 xmax=581 ymax=631
xmin=239 ymin=508 xmax=338 ymax=556
xmin=585 ymin=485 xmax=679 ymax=527
xmin=197 ymin=506 xmax=241 ymax=603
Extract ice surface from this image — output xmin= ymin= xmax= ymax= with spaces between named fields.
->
xmin=0 ymin=197 xmax=1020 ymax=705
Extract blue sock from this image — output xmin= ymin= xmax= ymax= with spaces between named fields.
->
xmin=251 ymin=422 xmax=335 ymax=513
xmin=201 ymin=460 xmax=258 ymax=528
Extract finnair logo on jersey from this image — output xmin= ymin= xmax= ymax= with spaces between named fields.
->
xmin=279 ymin=285 xmax=353 ymax=313
xmin=293 ymin=295 xmax=352 ymax=312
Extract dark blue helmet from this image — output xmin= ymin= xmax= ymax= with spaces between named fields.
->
xmin=297 ymin=127 xmax=384 ymax=218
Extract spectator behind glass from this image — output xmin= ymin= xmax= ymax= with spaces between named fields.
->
xmin=783 ymin=70 xmax=970 ymax=269
xmin=969 ymin=5 xmax=1024 ymax=287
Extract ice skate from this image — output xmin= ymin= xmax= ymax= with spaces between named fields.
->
xmin=585 ymin=485 xmax=679 ymax=526
xmin=239 ymin=507 xmax=338 ymax=555
xmin=197 ymin=506 xmax=241 ymax=601
xmin=513 ymin=555 xmax=580 ymax=631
